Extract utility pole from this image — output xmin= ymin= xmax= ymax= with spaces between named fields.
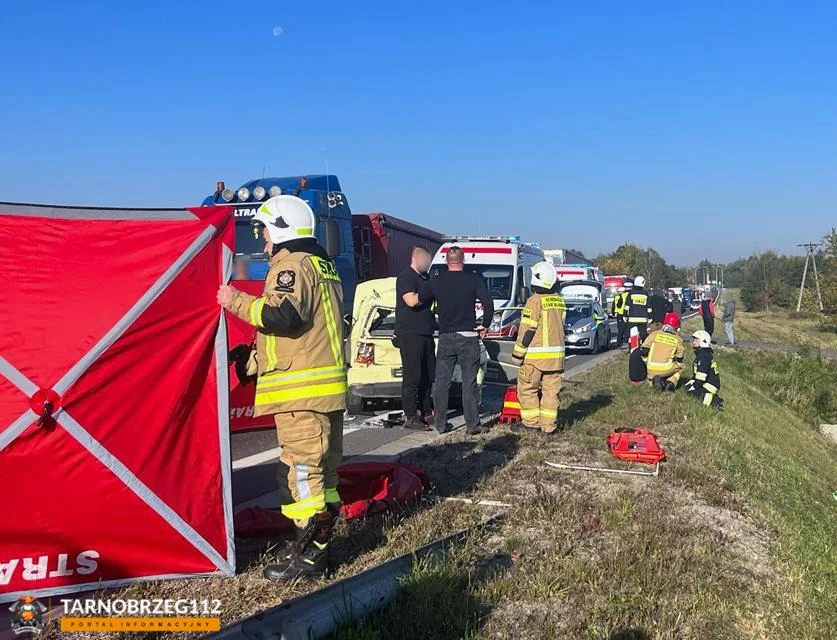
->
xmin=796 ymin=242 xmax=824 ymax=312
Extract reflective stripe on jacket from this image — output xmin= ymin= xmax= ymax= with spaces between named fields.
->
xmin=641 ymin=329 xmax=684 ymax=373
xmin=513 ymin=293 xmax=566 ymax=371
xmin=624 ymin=289 xmax=652 ymax=324
xmin=231 ymin=248 xmax=347 ymax=415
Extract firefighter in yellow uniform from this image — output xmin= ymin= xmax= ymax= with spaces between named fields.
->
xmin=217 ymin=195 xmax=346 ymax=581
xmin=511 ymin=262 xmax=566 ymax=434
xmin=640 ymin=312 xmax=684 ymax=392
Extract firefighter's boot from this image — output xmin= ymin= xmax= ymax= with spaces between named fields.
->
xmin=263 ymin=511 xmax=334 ymax=581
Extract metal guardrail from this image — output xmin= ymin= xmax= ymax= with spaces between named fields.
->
xmin=206 ymin=516 xmax=502 ymax=640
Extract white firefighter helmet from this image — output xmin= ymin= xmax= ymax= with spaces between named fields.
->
xmin=252 ymin=195 xmax=316 ymax=244
xmin=633 ymin=275 xmax=646 ymax=288
xmin=692 ymin=330 xmax=712 ymax=348
xmin=531 ymin=261 xmax=558 ymax=290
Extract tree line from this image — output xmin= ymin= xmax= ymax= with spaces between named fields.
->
xmin=594 ymin=244 xmax=692 ymax=290
xmin=590 ymin=229 xmax=837 ymax=316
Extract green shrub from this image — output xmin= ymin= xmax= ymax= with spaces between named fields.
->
xmin=721 ymin=350 xmax=837 ymax=425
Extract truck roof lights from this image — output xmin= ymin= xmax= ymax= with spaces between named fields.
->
xmin=220 ymin=188 xmax=234 ymax=202
xmin=269 ymin=185 xmax=282 ymax=197
xmin=253 ymin=186 xmax=266 ymax=201
xmin=237 ymin=187 xmax=250 ymax=202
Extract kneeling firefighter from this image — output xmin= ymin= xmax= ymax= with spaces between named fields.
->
xmin=217 ymin=195 xmax=346 ymax=581
xmin=511 ymin=261 xmax=567 ymax=434
xmin=641 ymin=312 xmax=684 ymax=392
xmin=685 ymin=330 xmax=724 ymax=410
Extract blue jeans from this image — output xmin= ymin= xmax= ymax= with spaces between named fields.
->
xmin=433 ymin=333 xmax=481 ymax=432
xmin=725 ymin=321 xmax=734 ymax=345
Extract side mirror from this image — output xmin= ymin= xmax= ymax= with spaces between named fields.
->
xmin=323 ymin=219 xmax=340 ymax=258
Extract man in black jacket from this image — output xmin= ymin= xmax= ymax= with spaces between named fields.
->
xmin=700 ymin=293 xmax=715 ymax=338
xmin=395 ymin=247 xmax=436 ymax=430
xmin=648 ymin=289 xmax=672 ymax=332
xmin=405 ymin=246 xmax=494 ymax=434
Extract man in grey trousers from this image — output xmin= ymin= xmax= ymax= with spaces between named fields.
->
xmin=723 ymin=297 xmax=737 ymax=346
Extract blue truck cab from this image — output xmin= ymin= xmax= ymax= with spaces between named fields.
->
xmin=202 ymin=175 xmax=358 ymax=312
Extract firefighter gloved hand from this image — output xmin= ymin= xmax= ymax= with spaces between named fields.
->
xmin=229 ymin=344 xmax=256 ymax=387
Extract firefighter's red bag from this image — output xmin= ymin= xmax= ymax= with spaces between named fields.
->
xmin=0 ymin=202 xmax=236 ymax=602
xmin=606 ymin=427 xmax=666 ymax=464
xmin=234 ymin=462 xmax=430 ymax=537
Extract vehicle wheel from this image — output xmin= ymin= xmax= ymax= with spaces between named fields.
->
xmin=347 ymin=391 xmax=364 ymax=416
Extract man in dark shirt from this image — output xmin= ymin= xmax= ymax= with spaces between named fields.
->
xmin=405 ymin=246 xmax=494 ymax=435
xmin=648 ymin=289 xmax=673 ymax=332
xmin=395 ymin=246 xmax=436 ymax=430
xmin=700 ymin=293 xmax=715 ymax=338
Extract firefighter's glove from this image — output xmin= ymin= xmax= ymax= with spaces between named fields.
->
xmin=229 ymin=344 xmax=257 ymax=387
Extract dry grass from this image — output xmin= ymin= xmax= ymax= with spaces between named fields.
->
xmin=40 ymin=343 xmax=837 ymax=639
xmin=336 ymin=348 xmax=837 ymax=639
xmin=682 ymin=289 xmax=837 ymax=351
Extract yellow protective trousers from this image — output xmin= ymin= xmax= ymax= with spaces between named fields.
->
xmin=274 ymin=410 xmax=343 ymax=527
xmin=516 ymin=363 xmax=563 ymax=433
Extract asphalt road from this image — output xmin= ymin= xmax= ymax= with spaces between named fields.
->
xmin=230 ymin=319 xmax=621 ymax=506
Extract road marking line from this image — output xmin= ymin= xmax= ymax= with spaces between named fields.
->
xmin=232 ymin=427 xmax=359 ymax=470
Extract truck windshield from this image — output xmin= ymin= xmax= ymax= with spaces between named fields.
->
xmin=235 ymin=221 xmax=264 ymax=257
xmin=429 ymin=265 xmax=513 ymax=300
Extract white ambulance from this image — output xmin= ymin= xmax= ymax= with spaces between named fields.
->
xmin=428 ymin=236 xmax=545 ymax=338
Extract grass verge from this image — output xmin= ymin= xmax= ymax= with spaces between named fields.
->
xmin=336 ymin=347 xmax=837 ymax=639
xmin=41 ymin=345 xmax=837 ymax=639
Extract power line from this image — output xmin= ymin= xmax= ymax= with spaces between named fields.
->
xmin=796 ymin=242 xmax=824 ymax=312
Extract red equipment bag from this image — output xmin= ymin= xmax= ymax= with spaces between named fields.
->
xmin=498 ymin=385 xmax=521 ymax=423
xmin=606 ymin=427 xmax=666 ymax=464
xmin=234 ymin=462 xmax=430 ymax=537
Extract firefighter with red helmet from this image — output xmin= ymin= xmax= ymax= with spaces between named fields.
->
xmin=217 ymin=195 xmax=346 ymax=581
xmin=640 ymin=312 xmax=684 ymax=392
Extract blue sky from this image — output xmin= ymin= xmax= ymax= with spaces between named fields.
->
xmin=2 ymin=1 xmax=836 ymax=264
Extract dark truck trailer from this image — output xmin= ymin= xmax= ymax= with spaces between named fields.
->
xmin=352 ymin=213 xmax=444 ymax=281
